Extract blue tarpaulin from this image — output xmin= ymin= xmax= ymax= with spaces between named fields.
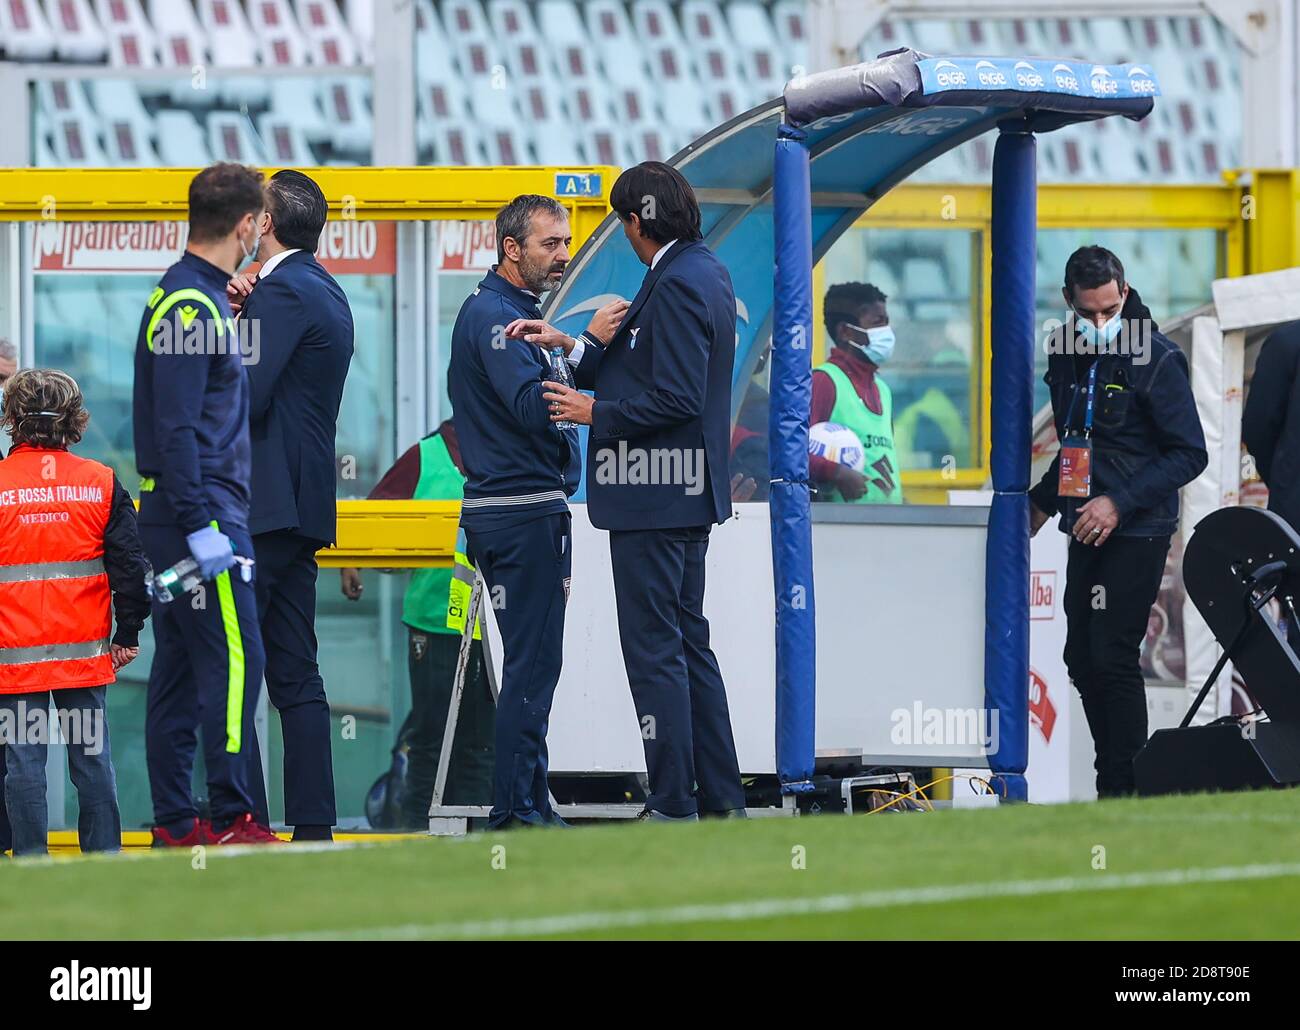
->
xmin=545 ymin=48 xmax=1157 ymax=793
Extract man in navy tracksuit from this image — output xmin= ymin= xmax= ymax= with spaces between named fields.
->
xmin=511 ymin=163 xmax=746 ymax=821
xmin=448 ymin=194 xmax=622 ymax=829
xmin=133 ymin=163 xmax=279 ymax=846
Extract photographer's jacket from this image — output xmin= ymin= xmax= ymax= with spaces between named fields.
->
xmin=1029 ymin=289 xmax=1207 ymax=537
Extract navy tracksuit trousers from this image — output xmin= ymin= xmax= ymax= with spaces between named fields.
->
xmin=141 ymin=523 xmax=265 ymax=829
xmin=464 ymin=512 xmax=570 ymax=829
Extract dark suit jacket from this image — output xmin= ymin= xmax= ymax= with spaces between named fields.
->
xmin=573 ymin=239 xmax=735 ymax=531
xmin=243 ymin=250 xmax=354 ymax=544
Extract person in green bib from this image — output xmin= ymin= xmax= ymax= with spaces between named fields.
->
xmin=340 ymin=419 xmax=494 ymax=829
xmin=810 ymin=282 xmax=904 ymax=504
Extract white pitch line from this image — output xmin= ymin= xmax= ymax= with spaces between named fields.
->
xmin=246 ymin=860 xmax=1300 ymax=941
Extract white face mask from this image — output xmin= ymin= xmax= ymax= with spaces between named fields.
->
xmin=844 ymin=323 xmax=896 ymax=366
xmin=237 ymin=220 xmax=261 ymax=272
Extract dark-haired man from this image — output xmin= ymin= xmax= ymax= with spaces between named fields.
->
xmin=812 ymin=281 xmax=902 ymax=503
xmin=449 ymin=194 xmax=624 ymax=829
xmin=1029 ymin=245 xmax=1206 ymax=798
xmin=510 ymin=161 xmax=745 ymax=821
xmin=134 ymin=162 xmax=280 ymax=845
xmin=225 ymin=169 xmax=354 ymax=841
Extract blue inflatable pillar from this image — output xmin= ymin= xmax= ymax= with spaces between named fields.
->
xmin=771 ymin=124 xmax=816 ymax=791
xmin=985 ymin=125 xmax=1035 ymax=802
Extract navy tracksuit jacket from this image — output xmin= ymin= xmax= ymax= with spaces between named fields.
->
xmin=132 ymin=251 xmax=264 ymax=830
xmin=447 ymin=267 xmax=579 ymax=828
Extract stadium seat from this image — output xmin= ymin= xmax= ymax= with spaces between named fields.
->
xmin=40 ymin=0 xmax=107 ymax=62
xmin=36 ymin=78 xmax=96 ymax=119
xmin=430 ymin=123 xmax=484 ymax=165
xmin=487 ymin=0 xmax=535 ymax=41
xmin=49 ymin=114 xmax=110 ymax=166
xmin=257 ymin=112 xmax=317 ymax=165
xmin=583 ymin=0 xmax=650 ymax=88
xmin=193 ymin=0 xmax=268 ymax=106
xmin=536 ymin=0 xmax=598 ymax=86
xmin=725 ymin=1 xmax=788 ymax=103
xmin=149 ymin=0 xmax=209 ymax=71
xmin=89 ymin=78 xmax=153 ymax=145
xmin=580 ymin=124 xmax=630 ymax=167
xmin=321 ymin=77 xmax=372 ymax=155
xmin=154 ymin=109 xmax=213 ymax=165
xmin=444 ymin=0 xmax=490 ymax=39
xmin=102 ymin=113 xmax=161 ymax=165
xmin=270 ymin=78 xmax=331 ymax=142
xmin=207 ymin=111 xmax=268 ymax=164
xmin=92 ymin=0 xmax=159 ymax=70
xmin=342 ymin=0 xmax=374 ymax=63
xmin=248 ymin=0 xmax=310 ymax=68
xmin=0 ymin=0 xmax=57 ymax=61
xmin=770 ymin=0 xmax=808 ymax=75
xmin=297 ymin=0 xmax=361 ymax=66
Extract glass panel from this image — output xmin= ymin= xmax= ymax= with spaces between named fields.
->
xmin=820 ymin=226 xmax=982 ymax=479
xmin=1034 ymin=228 xmax=1221 ymax=412
xmin=29 ymin=73 xmax=373 ymax=168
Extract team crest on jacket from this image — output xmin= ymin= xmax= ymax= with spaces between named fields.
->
xmin=629 ymin=327 xmax=640 ymax=349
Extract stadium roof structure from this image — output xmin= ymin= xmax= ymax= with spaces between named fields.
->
xmin=548 ymin=48 xmax=1158 ymax=394
xmin=545 ymin=48 xmax=1160 ymax=802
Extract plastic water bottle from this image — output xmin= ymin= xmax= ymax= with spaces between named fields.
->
xmin=148 ymin=554 xmax=254 ymax=603
xmin=149 ymin=558 xmax=203 ymax=603
xmin=548 ymin=347 xmax=578 ymax=430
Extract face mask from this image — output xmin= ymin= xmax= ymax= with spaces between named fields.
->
xmin=1075 ymin=311 xmax=1123 ymax=349
xmin=844 ymin=323 xmax=895 ymax=366
xmin=237 ymin=221 xmax=261 ymax=272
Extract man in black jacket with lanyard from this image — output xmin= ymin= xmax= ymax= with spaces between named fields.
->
xmin=509 ymin=162 xmax=746 ymax=821
xmin=1030 ymin=246 xmax=1207 ymax=798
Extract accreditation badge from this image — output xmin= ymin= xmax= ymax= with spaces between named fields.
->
xmin=1057 ymin=435 xmax=1092 ymax=498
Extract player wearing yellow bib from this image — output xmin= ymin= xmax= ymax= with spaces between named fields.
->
xmin=339 ymin=420 xmax=494 ymax=829
xmin=810 ymin=282 xmax=903 ymax=504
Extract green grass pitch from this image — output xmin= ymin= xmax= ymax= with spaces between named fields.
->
xmin=8 ymin=789 xmax=1300 ymax=940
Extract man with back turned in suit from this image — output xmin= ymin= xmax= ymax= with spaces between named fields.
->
xmin=227 ymin=170 xmax=354 ymax=841
xmin=508 ymin=161 xmax=746 ymax=821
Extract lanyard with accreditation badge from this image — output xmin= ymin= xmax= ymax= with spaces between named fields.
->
xmin=1058 ymin=362 xmax=1098 ymax=498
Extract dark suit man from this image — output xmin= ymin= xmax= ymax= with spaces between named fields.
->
xmin=510 ymin=162 xmax=745 ymax=820
xmin=227 ymin=170 xmax=354 ymax=841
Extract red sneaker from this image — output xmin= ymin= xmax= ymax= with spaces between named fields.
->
xmin=209 ymin=813 xmax=283 ymax=845
xmin=151 ymin=818 xmax=206 ymax=848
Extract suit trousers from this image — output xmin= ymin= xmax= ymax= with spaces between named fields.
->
xmin=608 ymin=525 xmax=744 ymax=817
xmin=248 ymin=529 xmax=337 ymax=828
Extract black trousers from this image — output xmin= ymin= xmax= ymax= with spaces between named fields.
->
xmin=401 ymin=629 xmax=495 ymax=827
xmin=609 ymin=526 xmax=744 ymax=817
xmin=1063 ymin=533 xmax=1170 ymax=798
xmin=464 ymin=512 xmax=570 ymax=829
xmin=249 ymin=529 xmax=337 ymax=828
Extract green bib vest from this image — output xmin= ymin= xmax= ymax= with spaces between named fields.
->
xmin=816 ymin=361 xmax=903 ymax=504
xmin=401 ymin=434 xmax=478 ymax=637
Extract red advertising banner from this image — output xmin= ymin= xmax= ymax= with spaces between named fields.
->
xmin=32 ymin=220 xmax=396 ymax=276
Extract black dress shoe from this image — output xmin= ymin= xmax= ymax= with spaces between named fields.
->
xmin=291 ymin=824 xmax=334 ymax=842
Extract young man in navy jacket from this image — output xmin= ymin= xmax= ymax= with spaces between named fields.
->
xmin=510 ymin=163 xmax=747 ymax=821
xmin=448 ymin=194 xmax=622 ymax=829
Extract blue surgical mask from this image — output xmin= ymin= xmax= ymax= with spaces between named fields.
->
xmin=237 ymin=221 xmax=261 ymax=273
xmin=845 ymin=323 xmax=895 ymax=366
xmin=1075 ymin=311 xmax=1123 ymax=349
